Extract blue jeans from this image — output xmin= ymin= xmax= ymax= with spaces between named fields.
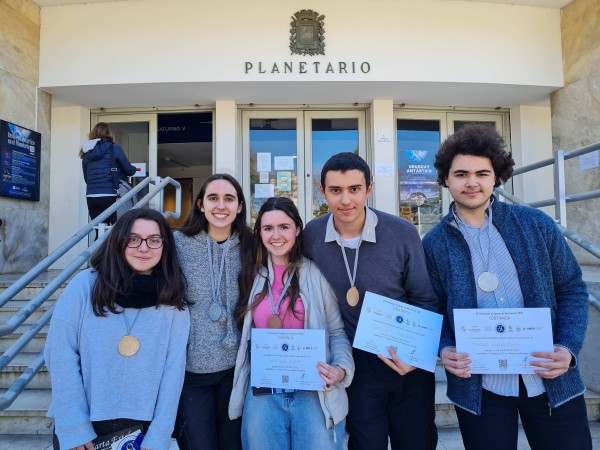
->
xmin=241 ymin=385 xmax=345 ymax=450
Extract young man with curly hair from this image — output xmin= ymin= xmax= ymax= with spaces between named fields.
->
xmin=423 ymin=124 xmax=592 ymax=449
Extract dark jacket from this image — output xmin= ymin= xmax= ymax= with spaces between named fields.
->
xmin=422 ymin=199 xmax=588 ymax=414
xmin=81 ymin=138 xmax=136 ymax=196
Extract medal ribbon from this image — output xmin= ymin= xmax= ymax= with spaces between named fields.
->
xmin=267 ymin=266 xmax=297 ymax=317
xmin=123 ymin=309 xmax=142 ymax=336
xmin=453 ymin=207 xmax=493 ymax=274
xmin=207 ymin=236 xmax=228 ymax=310
xmin=338 ymin=233 xmax=363 ymax=289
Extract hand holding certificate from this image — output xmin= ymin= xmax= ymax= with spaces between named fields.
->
xmin=251 ymin=329 xmax=326 ymax=391
xmin=352 ymin=292 xmax=443 ymax=373
xmin=454 ymin=308 xmax=554 ymax=374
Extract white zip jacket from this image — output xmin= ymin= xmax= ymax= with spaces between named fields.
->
xmin=228 ymin=256 xmax=354 ymax=428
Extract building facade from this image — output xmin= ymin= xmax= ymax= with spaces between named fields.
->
xmin=0 ymin=0 xmax=598 ymax=272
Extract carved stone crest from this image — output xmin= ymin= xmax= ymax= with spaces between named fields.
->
xmin=290 ymin=10 xmax=325 ymax=56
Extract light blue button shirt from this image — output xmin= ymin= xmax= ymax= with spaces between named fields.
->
xmin=453 ymin=204 xmax=545 ymax=398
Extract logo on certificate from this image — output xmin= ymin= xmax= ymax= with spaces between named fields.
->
xmin=496 ymin=324 xmax=506 ymax=333
xmin=395 ymin=315 xmax=404 ymax=324
xmin=282 ymin=343 xmax=289 ymax=351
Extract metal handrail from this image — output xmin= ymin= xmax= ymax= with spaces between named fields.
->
xmin=494 ymin=188 xmax=600 ymax=260
xmin=511 ymin=141 xmax=600 ymax=227
xmin=0 ymin=176 xmax=181 ymax=411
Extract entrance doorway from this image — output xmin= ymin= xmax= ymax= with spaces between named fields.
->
xmin=241 ymin=110 xmax=367 ymax=225
xmin=93 ymin=111 xmax=213 ymax=228
xmin=395 ymin=110 xmax=506 ymax=236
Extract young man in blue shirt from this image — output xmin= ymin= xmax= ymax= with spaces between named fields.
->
xmin=423 ymin=124 xmax=592 ymax=449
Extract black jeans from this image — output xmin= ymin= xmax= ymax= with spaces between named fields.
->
xmin=53 ymin=418 xmax=150 ymax=449
xmin=87 ymin=196 xmax=117 ymax=225
xmin=346 ymin=349 xmax=438 ymax=450
xmin=456 ymin=377 xmax=592 ymax=450
xmin=174 ymin=368 xmax=242 ymax=450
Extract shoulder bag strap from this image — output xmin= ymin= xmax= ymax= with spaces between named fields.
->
xmin=108 ymin=142 xmax=120 ymax=192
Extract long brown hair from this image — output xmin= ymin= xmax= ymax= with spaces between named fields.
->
xmin=79 ymin=122 xmax=116 ymax=158
xmin=237 ymin=197 xmax=303 ymax=330
xmin=179 ymin=174 xmax=255 ymax=325
xmin=89 ymin=208 xmax=189 ymax=316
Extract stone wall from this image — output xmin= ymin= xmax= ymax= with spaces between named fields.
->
xmin=0 ymin=0 xmax=50 ymax=273
xmin=551 ymin=0 xmax=600 ymax=265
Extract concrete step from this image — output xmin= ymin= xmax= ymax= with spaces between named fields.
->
xmin=2 ymin=424 xmax=600 ymax=450
xmin=0 ymin=352 xmax=49 ymax=390
xmin=0 ymin=434 xmax=53 ymax=450
xmin=0 ymin=299 xmax=55 ymax=324
xmin=0 ymin=389 xmax=52 ymax=435
xmin=0 ymin=286 xmax=63 ymax=302
xmin=435 ymin=381 xmax=600 ymax=428
xmin=0 ymin=324 xmax=49 ymax=353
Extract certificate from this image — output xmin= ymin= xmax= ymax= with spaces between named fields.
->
xmin=454 ymin=308 xmax=554 ymax=374
xmin=251 ymin=329 xmax=326 ymax=391
xmin=352 ymin=292 xmax=443 ymax=372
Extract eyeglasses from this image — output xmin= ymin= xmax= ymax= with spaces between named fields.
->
xmin=125 ymin=236 xmax=164 ymax=249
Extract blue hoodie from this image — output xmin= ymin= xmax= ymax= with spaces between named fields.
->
xmin=81 ymin=138 xmax=136 ymax=196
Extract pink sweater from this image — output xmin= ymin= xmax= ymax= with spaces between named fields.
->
xmin=252 ymin=264 xmax=305 ymax=329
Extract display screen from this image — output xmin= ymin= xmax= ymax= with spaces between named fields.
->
xmin=0 ymin=120 xmax=41 ymax=201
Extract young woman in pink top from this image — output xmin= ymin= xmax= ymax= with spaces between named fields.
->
xmin=229 ymin=197 xmax=355 ymax=450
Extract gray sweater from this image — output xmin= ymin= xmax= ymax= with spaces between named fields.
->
xmin=303 ymin=208 xmax=438 ymax=342
xmin=174 ymin=231 xmax=242 ymax=373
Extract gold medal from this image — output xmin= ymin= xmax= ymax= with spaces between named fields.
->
xmin=118 ymin=334 xmax=140 ymax=357
xmin=346 ymin=286 xmax=360 ymax=306
xmin=266 ymin=314 xmax=283 ymax=329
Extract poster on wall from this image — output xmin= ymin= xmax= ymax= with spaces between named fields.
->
xmin=0 ymin=120 xmax=41 ymax=201
xmin=398 ymin=148 xmax=439 ymax=203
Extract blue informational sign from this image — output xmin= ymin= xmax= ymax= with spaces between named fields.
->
xmin=0 ymin=120 xmax=41 ymax=201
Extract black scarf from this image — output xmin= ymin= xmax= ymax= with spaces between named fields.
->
xmin=114 ymin=273 xmax=162 ymax=309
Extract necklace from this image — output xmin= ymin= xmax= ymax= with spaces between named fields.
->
xmin=207 ymin=236 xmax=228 ymax=321
xmin=454 ymin=209 xmax=499 ymax=293
xmin=338 ymin=232 xmax=363 ymax=306
xmin=266 ymin=266 xmax=297 ymax=328
xmin=118 ymin=309 xmax=142 ymax=356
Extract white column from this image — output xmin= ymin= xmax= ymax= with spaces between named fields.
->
xmin=370 ymin=99 xmax=396 ymax=215
xmin=48 ymin=106 xmax=90 ymax=269
xmin=509 ymin=105 xmax=554 ymax=214
xmin=215 ymin=100 xmax=238 ymax=178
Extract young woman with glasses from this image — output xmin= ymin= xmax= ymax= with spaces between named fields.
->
xmin=228 ymin=197 xmax=354 ymax=450
xmin=173 ymin=174 xmax=255 ymax=450
xmin=45 ymin=208 xmax=191 ymax=450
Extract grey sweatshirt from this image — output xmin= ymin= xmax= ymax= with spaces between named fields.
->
xmin=174 ymin=230 xmax=242 ymax=373
xmin=303 ymin=208 xmax=438 ymax=342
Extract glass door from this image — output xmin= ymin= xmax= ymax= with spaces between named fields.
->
xmin=242 ymin=111 xmax=304 ymax=225
xmin=92 ymin=113 xmax=158 ymax=205
xmin=396 ymin=112 xmax=446 ymax=237
xmin=395 ymin=111 xmax=506 ymax=236
xmin=304 ymin=111 xmax=366 ymax=220
xmin=92 ymin=113 xmax=158 ymax=179
xmin=242 ymin=110 xmax=366 ymax=225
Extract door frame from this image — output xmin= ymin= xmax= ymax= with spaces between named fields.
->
xmin=91 ymin=113 xmax=158 ymax=178
xmin=394 ymin=110 xmax=507 ymax=218
xmin=241 ymin=109 xmax=368 ymax=224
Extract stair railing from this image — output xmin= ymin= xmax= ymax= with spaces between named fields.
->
xmin=0 ymin=176 xmax=181 ymax=410
xmin=494 ymin=141 xmax=600 ymax=313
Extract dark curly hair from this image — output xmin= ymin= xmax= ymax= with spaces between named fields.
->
xmin=434 ymin=124 xmax=514 ymax=188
